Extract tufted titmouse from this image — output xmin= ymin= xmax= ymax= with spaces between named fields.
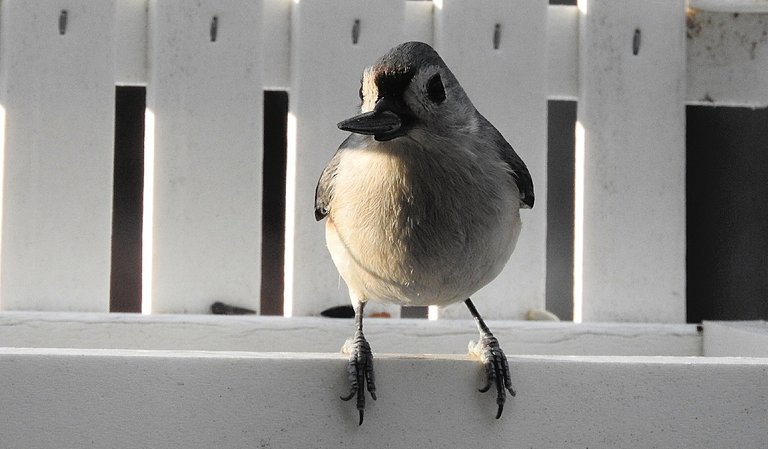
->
xmin=315 ymin=41 xmax=534 ymax=425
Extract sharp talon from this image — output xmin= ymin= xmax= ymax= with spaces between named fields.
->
xmin=472 ymin=331 xmax=515 ymax=419
xmin=340 ymin=322 xmax=376 ymax=425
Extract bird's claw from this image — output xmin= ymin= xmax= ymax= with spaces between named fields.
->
xmin=470 ymin=333 xmax=515 ymax=419
xmin=341 ymin=332 xmax=377 ymax=425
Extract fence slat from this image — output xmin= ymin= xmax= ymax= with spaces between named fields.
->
xmin=262 ymin=0 xmax=291 ymax=90
xmin=115 ymin=0 xmax=147 ymax=86
xmin=687 ymin=9 xmax=768 ymax=107
xmin=145 ymin=0 xmax=263 ymax=313
xmin=434 ymin=0 xmax=548 ymax=319
xmin=0 ymin=0 xmax=117 ymax=312
xmin=547 ymin=5 xmax=579 ymax=101
xmin=576 ymin=0 xmax=687 ymax=322
xmin=404 ymin=0 xmax=434 ymax=44
xmin=285 ymin=0 xmax=412 ymax=317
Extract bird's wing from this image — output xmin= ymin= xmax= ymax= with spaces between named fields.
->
xmin=316 ymin=135 xmax=361 ymax=220
xmin=485 ymin=118 xmax=535 ymax=209
xmin=501 ymin=140 xmax=535 ymax=209
xmin=314 ymin=152 xmax=339 ymax=221
xmin=315 ymin=134 xmax=367 ymax=220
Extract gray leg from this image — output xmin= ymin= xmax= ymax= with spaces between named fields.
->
xmin=340 ymin=301 xmax=377 ymax=425
xmin=465 ymin=298 xmax=516 ymax=419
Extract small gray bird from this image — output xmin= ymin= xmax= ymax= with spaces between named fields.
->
xmin=315 ymin=41 xmax=534 ymax=425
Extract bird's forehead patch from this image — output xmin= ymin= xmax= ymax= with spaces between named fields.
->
xmin=371 ymin=65 xmax=416 ymax=98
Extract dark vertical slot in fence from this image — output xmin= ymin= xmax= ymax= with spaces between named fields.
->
xmin=546 ymin=100 xmax=576 ymax=321
xmin=546 ymin=0 xmax=576 ymax=320
xmin=110 ymin=86 xmax=146 ymax=313
xmin=686 ymin=106 xmax=768 ymax=322
xmin=261 ymin=91 xmax=288 ymax=315
xmin=401 ymin=306 xmax=428 ymax=319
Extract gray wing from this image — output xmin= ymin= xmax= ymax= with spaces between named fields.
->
xmin=481 ymin=116 xmax=535 ymax=209
xmin=500 ymin=138 xmax=534 ymax=209
xmin=316 ymin=134 xmax=365 ymax=220
xmin=314 ymin=152 xmax=339 ymax=221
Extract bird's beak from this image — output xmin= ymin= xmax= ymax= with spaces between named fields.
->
xmin=337 ymin=110 xmax=401 ymax=136
xmin=337 ymin=98 xmax=406 ymax=141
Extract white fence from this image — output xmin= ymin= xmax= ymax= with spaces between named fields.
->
xmin=1 ymin=0 xmax=767 ymax=319
xmin=1 ymin=1 xmax=767 ymax=447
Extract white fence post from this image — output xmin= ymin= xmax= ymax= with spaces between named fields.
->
xmin=145 ymin=0 xmax=263 ymax=313
xmin=0 ymin=0 xmax=117 ymax=311
xmin=434 ymin=0 xmax=548 ymax=319
xmin=575 ymin=0 xmax=687 ymax=322
xmin=285 ymin=0 xmax=414 ymax=317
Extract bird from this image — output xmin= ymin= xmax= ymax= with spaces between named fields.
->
xmin=314 ymin=41 xmax=534 ymax=425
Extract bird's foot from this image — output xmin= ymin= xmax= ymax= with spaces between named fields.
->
xmin=468 ymin=332 xmax=516 ymax=419
xmin=341 ymin=331 xmax=377 ymax=425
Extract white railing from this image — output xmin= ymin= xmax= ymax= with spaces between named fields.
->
xmin=1 ymin=316 xmax=767 ymax=448
xmin=1 ymin=1 xmax=767 ymax=447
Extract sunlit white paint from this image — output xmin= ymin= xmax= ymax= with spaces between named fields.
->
xmin=577 ymin=0 xmax=588 ymax=15
xmin=0 ymin=105 xmax=5 ymax=308
xmin=283 ymin=112 xmax=298 ymax=318
xmin=573 ymin=121 xmax=585 ymax=324
xmin=141 ymin=109 xmax=155 ymax=315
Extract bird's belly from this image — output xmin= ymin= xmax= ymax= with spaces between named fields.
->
xmin=327 ymin=218 xmax=519 ymax=306
xmin=326 ymin=148 xmax=521 ymax=306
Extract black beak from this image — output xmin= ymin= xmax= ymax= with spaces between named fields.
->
xmin=337 ymin=98 xmax=407 ymax=141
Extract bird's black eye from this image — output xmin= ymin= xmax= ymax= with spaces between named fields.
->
xmin=426 ymin=73 xmax=446 ymax=104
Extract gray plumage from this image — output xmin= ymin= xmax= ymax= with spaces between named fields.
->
xmin=315 ymin=41 xmax=532 ymax=424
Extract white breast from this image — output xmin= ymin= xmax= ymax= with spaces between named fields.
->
xmin=326 ymin=138 xmax=521 ymax=306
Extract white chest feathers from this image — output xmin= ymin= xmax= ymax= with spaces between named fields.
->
xmin=326 ymin=142 xmax=522 ymax=306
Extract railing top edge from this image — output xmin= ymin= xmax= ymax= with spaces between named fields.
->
xmin=2 ymin=347 xmax=767 ymax=365
xmin=689 ymin=0 xmax=768 ymax=13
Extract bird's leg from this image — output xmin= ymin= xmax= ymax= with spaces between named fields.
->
xmin=465 ymin=298 xmax=516 ymax=419
xmin=340 ymin=301 xmax=377 ymax=425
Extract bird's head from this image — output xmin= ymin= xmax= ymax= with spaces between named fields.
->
xmin=337 ymin=41 xmax=475 ymax=142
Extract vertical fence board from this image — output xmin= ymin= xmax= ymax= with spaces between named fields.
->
xmin=434 ymin=0 xmax=548 ymax=320
xmin=285 ymin=0 xmax=411 ymax=317
xmin=262 ymin=0 xmax=291 ymax=90
xmin=686 ymin=9 xmax=768 ymax=107
xmin=404 ymin=0 xmax=434 ymax=44
xmin=576 ymin=0 xmax=686 ymax=322
xmin=547 ymin=5 xmax=579 ymax=101
xmin=146 ymin=0 xmax=263 ymax=313
xmin=0 ymin=0 xmax=116 ymax=311
xmin=115 ymin=0 xmax=148 ymax=86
